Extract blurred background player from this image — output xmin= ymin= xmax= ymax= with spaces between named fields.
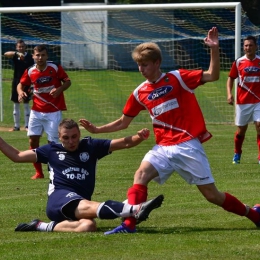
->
xmin=4 ymin=39 xmax=34 ymax=131
xmin=227 ymin=35 xmax=260 ymax=164
xmin=17 ymin=44 xmax=71 ymax=179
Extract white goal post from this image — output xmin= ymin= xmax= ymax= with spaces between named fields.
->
xmin=0 ymin=3 xmax=246 ymax=125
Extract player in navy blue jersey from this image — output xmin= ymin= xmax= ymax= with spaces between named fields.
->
xmin=4 ymin=39 xmax=34 ymax=132
xmin=0 ymin=118 xmax=163 ymax=233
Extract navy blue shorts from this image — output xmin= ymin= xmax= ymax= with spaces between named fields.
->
xmin=46 ymin=189 xmax=84 ymax=222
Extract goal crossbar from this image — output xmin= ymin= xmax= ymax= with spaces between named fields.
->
xmin=0 ymin=3 xmax=242 ymax=13
xmin=0 ymin=3 xmax=242 ymax=124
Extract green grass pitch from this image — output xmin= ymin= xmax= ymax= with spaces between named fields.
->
xmin=1 ymin=69 xmax=260 ymax=259
xmin=1 ymin=124 xmax=260 ymax=259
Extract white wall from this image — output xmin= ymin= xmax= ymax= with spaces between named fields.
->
xmin=61 ymin=3 xmax=107 ymax=69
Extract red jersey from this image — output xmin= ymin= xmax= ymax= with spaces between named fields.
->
xmin=123 ymin=69 xmax=212 ymax=146
xmin=20 ymin=62 xmax=70 ymax=112
xmin=229 ymin=55 xmax=260 ymax=104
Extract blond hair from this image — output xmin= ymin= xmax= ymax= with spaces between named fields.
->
xmin=132 ymin=42 xmax=162 ymax=63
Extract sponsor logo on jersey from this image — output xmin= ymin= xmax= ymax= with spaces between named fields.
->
xmin=152 ymin=98 xmax=179 ymax=116
xmin=243 ymin=76 xmax=260 ymax=82
xmin=244 ymin=67 xmax=260 ymax=73
xmin=147 ymin=85 xmax=172 ymax=100
xmin=62 ymin=167 xmax=89 ymax=180
xmin=36 ymin=76 xmax=52 ymax=84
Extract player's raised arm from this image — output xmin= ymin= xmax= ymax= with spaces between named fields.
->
xmin=201 ymin=27 xmax=220 ymax=83
xmin=109 ymin=128 xmax=150 ymax=152
xmin=0 ymin=137 xmax=36 ymax=163
xmin=79 ymin=115 xmax=133 ymax=134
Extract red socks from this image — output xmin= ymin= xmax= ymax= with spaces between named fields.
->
xmin=30 ymin=146 xmax=44 ymax=176
xmin=222 ymin=192 xmax=260 ymax=224
xmin=257 ymin=135 xmax=260 ymax=160
xmin=33 ymin=162 xmax=43 ymax=175
xmin=124 ymin=184 xmax=148 ymax=230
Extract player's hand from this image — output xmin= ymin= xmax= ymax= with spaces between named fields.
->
xmin=18 ymin=91 xmax=27 ymax=103
xmin=227 ymin=94 xmax=234 ymax=105
xmin=204 ymin=27 xmax=219 ymax=48
xmin=79 ymin=119 xmax=97 ymax=133
xmin=16 ymin=52 xmax=25 ymax=60
xmin=137 ymin=128 xmax=150 ymax=140
xmin=49 ymin=87 xmax=61 ymax=98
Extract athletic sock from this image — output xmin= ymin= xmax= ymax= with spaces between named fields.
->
xmin=222 ymin=192 xmax=260 ymax=224
xmin=37 ymin=221 xmax=57 ymax=232
xmin=257 ymin=135 xmax=260 ymax=160
xmin=234 ymin=132 xmax=244 ymax=154
xmin=30 ymin=146 xmax=44 ymax=175
xmin=23 ymin=103 xmax=30 ymax=127
xmin=124 ymin=184 xmax=148 ymax=230
xmin=13 ymin=103 xmax=20 ymax=128
xmin=33 ymin=162 xmax=44 ymax=175
xmin=97 ymin=200 xmax=139 ymax=219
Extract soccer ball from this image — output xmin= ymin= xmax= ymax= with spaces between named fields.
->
xmin=253 ymin=204 xmax=260 ymax=213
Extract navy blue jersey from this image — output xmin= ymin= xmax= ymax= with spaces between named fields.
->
xmin=35 ymin=136 xmax=111 ymax=200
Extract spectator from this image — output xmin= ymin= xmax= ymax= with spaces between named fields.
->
xmin=4 ymin=39 xmax=34 ymax=131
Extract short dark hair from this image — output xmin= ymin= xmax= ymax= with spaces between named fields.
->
xmin=15 ymin=39 xmax=26 ymax=46
xmin=59 ymin=118 xmax=79 ymax=132
xmin=244 ymin=35 xmax=257 ymax=45
xmin=33 ymin=44 xmax=48 ymax=54
xmin=16 ymin=39 xmax=25 ymax=45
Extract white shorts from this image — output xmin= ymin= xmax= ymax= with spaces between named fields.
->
xmin=27 ymin=110 xmax=62 ymax=142
xmin=235 ymin=103 xmax=260 ymax=126
xmin=142 ymin=138 xmax=214 ymax=185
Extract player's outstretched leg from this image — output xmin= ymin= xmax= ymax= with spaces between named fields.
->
xmin=104 ymin=194 xmax=164 ymax=235
xmin=15 ymin=219 xmax=56 ymax=232
xmin=135 ymin=194 xmax=164 ymax=222
xmin=15 ymin=219 xmax=41 ymax=231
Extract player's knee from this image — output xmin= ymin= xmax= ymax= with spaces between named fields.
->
xmin=77 ymin=219 xmax=97 ymax=232
xmin=134 ymin=169 xmax=156 ymax=185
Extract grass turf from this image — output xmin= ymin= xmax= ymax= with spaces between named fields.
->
xmin=0 ymin=124 xmax=260 ymax=260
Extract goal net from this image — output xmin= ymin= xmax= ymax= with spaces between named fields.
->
xmin=1 ymin=3 xmax=258 ymax=126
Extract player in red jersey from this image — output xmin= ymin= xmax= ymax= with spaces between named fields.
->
xmin=17 ymin=45 xmax=71 ymax=179
xmin=81 ymin=27 xmax=260 ymax=234
xmin=227 ymin=35 xmax=260 ymax=164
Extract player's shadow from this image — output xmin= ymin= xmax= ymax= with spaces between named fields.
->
xmin=99 ymin=226 xmax=254 ymax=234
